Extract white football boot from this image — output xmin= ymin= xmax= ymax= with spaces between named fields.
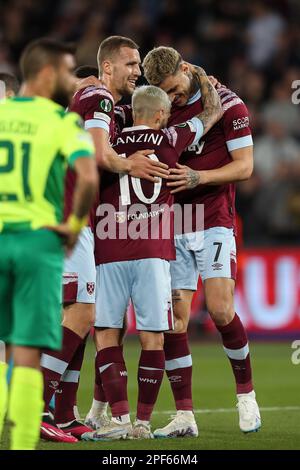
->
xmin=84 ymin=410 xmax=111 ymax=430
xmin=127 ymin=421 xmax=153 ymax=439
xmin=82 ymin=418 xmax=132 ymax=441
xmin=237 ymin=390 xmax=261 ymax=433
xmin=84 ymin=401 xmax=111 ymax=430
xmin=153 ymin=410 xmax=198 ymax=438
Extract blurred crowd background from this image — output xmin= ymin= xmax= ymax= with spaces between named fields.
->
xmin=1 ymin=0 xmax=300 ymax=246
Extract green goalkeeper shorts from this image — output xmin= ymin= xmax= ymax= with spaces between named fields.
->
xmin=0 ymin=229 xmax=64 ymax=350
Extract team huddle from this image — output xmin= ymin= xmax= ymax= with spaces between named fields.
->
xmin=0 ymin=35 xmax=261 ymax=450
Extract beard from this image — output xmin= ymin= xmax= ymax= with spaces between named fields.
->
xmin=52 ymin=83 xmax=72 ymax=108
xmin=117 ymin=85 xmax=133 ymax=100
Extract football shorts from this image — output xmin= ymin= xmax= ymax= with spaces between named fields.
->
xmin=170 ymin=226 xmax=237 ymax=291
xmin=63 ymin=226 xmax=96 ymax=304
xmin=95 ymin=258 xmax=174 ymax=331
xmin=0 ymin=229 xmax=63 ymax=350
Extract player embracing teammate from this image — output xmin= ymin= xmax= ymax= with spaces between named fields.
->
xmin=40 ymin=36 xmax=169 ymax=442
xmin=143 ymin=47 xmax=261 ymax=437
xmin=81 ymin=65 xmax=222 ymax=440
xmin=40 ymin=39 xmax=261 ymax=442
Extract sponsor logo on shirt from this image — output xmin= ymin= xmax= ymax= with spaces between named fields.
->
xmin=233 ymin=117 xmax=249 ymax=131
xmin=115 ymin=212 xmax=127 ymax=223
xmin=186 ymin=140 xmax=205 ymax=155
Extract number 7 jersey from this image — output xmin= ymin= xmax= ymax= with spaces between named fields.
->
xmin=94 ymin=119 xmax=201 ymax=265
xmin=0 ymin=96 xmax=94 ymax=232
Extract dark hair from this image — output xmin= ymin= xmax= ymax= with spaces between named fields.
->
xmin=20 ymin=38 xmax=75 ymax=80
xmin=97 ymin=36 xmax=139 ymax=73
xmin=75 ymin=65 xmax=98 ymax=78
xmin=0 ymin=73 xmax=20 ymax=94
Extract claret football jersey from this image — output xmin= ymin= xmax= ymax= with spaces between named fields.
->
xmin=168 ymin=86 xmax=253 ymax=232
xmin=64 ymin=84 xmax=116 ymax=220
xmin=94 ymin=118 xmax=202 ymax=265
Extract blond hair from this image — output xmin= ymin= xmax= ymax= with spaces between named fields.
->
xmin=132 ymin=85 xmax=171 ymax=119
xmin=142 ymin=46 xmax=182 ymax=86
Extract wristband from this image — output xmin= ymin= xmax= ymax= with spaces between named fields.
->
xmin=67 ymin=214 xmax=88 ymax=234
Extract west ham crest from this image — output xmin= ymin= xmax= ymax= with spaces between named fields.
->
xmin=86 ymin=282 xmax=95 ymax=295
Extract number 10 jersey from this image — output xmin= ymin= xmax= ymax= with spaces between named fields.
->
xmin=94 ymin=120 xmax=201 ymax=265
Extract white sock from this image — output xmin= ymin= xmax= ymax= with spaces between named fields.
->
xmin=112 ymin=414 xmax=130 ymax=425
xmin=90 ymin=399 xmax=108 ymax=415
xmin=237 ymin=390 xmax=255 ymax=398
xmin=178 ymin=410 xmax=194 ymax=417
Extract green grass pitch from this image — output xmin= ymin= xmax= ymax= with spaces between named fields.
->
xmin=1 ymin=339 xmax=300 ymax=450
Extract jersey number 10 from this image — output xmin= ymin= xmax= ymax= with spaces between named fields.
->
xmin=118 ymin=153 xmax=162 ymax=205
xmin=0 ymin=140 xmax=32 ymax=202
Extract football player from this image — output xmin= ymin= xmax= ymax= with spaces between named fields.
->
xmin=143 ymin=46 xmax=261 ymax=437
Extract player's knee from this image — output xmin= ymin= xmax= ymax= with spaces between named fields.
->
xmin=173 ymin=316 xmax=189 ymax=333
xmin=171 ymin=289 xmax=192 ymax=333
xmin=94 ymin=327 xmax=121 ymax=350
xmin=140 ymin=331 xmax=164 ymax=350
xmin=207 ymin=298 xmax=234 ymax=326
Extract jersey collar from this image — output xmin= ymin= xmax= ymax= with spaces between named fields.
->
xmin=122 ymin=125 xmax=151 ymax=132
xmin=187 ymin=88 xmax=201 ymax=105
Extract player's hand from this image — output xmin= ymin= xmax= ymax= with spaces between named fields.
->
xmin=208 ymin=75 xmax=223 ymax=89
xmin=75 ymin=75 xmax=101 ymax=91
xmin=45 ymin=223 xmax=79 ymax=255
xmin=167 ymin=163 xmax=202 ymax=194
xmin=127 ymin=150 xmax=170 ymax=182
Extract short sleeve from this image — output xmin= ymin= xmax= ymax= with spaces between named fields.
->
xmin=163 ymin=117 xmax=204 ymax=155
xmin=71 ymin=86 xmax=114 ymax=134
xmin=222 ymin=98 xmax=253 ymax=152
xmin=61 ymin=112 xmax=95 ymax=167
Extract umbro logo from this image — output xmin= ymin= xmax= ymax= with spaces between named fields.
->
xmin=212 ymin=262 xmax=223 ymax=270
xmin=50 ymin=381 xmax=59 ymax=390
xmin=168 ymin=375 xmax=182 ymax=383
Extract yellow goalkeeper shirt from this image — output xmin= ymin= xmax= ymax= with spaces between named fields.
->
xmin=0 ymin=96 xmax=94 ymax=231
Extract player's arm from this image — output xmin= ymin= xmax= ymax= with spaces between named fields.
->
xmin=191 ymin=65 xmax=223 ymax=135
xmin=54 ymin=156 xmax=98 ymax=251
xmin=167 ymin=101 xmax=253 ymax=193
xmin=89 ymin=126 xmax=169 ymax=182
xmin=48 ymin=115 xmax=98 ymax=250
xmin=194 ymin=145 xmax=253 ymax=185
xmin=71 ymin=157 xmax=98 ymax=218
xmin=167 ymin=145 xmax=253 ymax=194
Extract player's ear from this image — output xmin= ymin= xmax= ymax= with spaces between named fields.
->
xmin=39 ymin=64 xmax=56 ymax=90
xmin=102 ymin=60 xmax=112 ymax=76
xmin=154 ymin=109 xmax=162 ymax=125
xmin=180 ymin=62 xmax=190 ymax=74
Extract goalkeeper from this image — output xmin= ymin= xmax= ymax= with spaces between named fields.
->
xmin=0 ymin=38 xmax=98 ymax=450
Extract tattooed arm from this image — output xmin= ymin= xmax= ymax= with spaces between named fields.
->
xmin=192 ymin=65 xmax=223 ymax=135
xmin=166 ymin=66 xmax=222 ymax=193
